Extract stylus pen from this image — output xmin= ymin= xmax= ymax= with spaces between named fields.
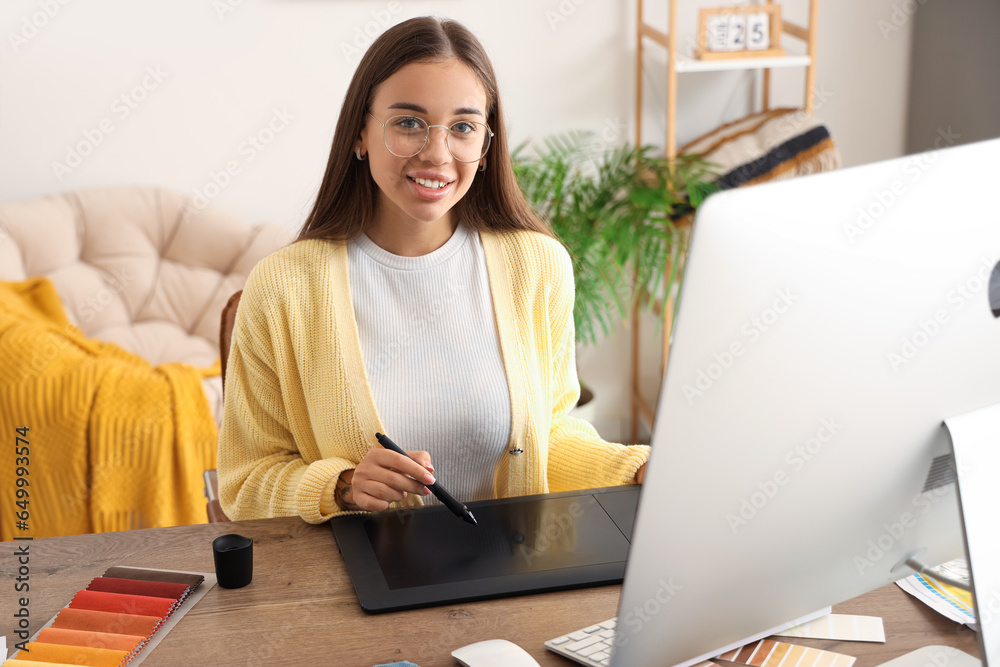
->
xmin=375 ymin=432 xmax=478 ymax=526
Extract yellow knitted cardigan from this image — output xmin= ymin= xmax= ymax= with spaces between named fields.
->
xmin=219 ymin=230 xmax=649 ymax=523
xmin=0 ymin=278 xmax=219 ymax=541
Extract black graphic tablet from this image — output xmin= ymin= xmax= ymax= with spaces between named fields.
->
xmin=329 ymin=485 xmax=640 ymax=613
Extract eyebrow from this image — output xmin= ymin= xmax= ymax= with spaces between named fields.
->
xmin=386 ymin=102 xmax=483 ymax=117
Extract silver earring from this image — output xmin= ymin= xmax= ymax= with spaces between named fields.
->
xmin=355 ymin=148 xmax=366 ymax=161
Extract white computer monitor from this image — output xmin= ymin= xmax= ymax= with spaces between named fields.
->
xmin=613 ymin=138 xmax=1000 ymax=667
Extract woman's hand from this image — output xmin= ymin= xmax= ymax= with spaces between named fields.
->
xmin=334 ymin=448 xmax=435 ymax=511
xmin=634 ymin=462 xmax=647 ymax=484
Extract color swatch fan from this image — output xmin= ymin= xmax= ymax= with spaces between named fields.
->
xmin=3 ymin=566 xmax=214 ymax=666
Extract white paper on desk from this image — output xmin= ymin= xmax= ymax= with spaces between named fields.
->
xmin=670 ymin=606 xmax=832 ymax=667
xmin=1 ymin=635 xmax=7 ymax=661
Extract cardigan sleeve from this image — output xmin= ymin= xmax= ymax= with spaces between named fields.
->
xmin=543 ymin=245 xmax=650 ymax=492
xmin=217 ymin=264 xmax=358 ymax=523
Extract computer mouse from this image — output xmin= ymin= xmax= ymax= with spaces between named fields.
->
xmin=451 ymin=638 xmax=541 ymax=667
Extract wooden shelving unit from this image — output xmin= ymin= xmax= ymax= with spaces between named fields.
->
xmin=630 ymin=0 xmax=820 ymax=442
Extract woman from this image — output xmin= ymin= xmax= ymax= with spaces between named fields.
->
xmin=218 ymin=16 xmax=648 ymax=523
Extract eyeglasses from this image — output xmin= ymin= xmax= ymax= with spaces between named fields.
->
xmin=367 ymin=112 xmax=494 ymax=163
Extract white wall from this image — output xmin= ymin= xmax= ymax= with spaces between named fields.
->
xmin=1 ymin=0 xmax=637 ymax=227
xmin=0 ymin=0 xmax=916 ymax=441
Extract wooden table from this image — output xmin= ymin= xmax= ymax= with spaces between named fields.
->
xmin=0 ymin=517 xmax=981 ymax=667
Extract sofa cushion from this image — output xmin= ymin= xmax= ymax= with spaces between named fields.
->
xmin=0 ymin=187 xmax=292 ymax=420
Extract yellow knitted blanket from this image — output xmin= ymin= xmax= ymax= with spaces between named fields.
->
xmin=0 ymin=278 xmax=219 ymax=541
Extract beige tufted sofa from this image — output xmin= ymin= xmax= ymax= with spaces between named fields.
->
xmin=0 ymin=186 xmax=292 ymax=421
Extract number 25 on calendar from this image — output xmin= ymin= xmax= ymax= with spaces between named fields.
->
xmin=696 ymin=5 xmax=784 ymax=60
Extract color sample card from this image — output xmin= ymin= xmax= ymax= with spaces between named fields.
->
xmin=774 ymin=614 xmax=886 ymax=643
xmin=717 ymin=639 xmax=857 ymax=667
xmin=3 ymin=566 xmax=214 ymax=667
xmin=897 ymin=573 xmax=976 ymax=626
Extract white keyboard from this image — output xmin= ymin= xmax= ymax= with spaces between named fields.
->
xmin=544 ymin=617 xmax=618 ymax=666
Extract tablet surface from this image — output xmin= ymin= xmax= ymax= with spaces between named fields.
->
xmin=330 ymin=485 xmax=640 ymax=613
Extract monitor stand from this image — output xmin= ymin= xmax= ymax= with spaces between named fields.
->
xmin=940 ymin=402 xmax=1000 ymax=667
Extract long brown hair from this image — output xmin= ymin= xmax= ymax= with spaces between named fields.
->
xmin=296 ymin=16 xmax=551 ymax=243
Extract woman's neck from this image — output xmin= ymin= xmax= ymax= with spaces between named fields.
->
xmin=366 ymin=210 xmax=458 ymax=257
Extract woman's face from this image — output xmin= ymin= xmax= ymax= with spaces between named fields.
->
xmin=360 ymin=59 xmax=489 ymax=239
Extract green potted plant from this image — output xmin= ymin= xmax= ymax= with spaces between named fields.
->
xmin=513 ymin=132 xmax=718 ymax=409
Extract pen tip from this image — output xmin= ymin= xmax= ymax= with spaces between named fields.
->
xmin=466 ymin=512 xmax=478 ymax=526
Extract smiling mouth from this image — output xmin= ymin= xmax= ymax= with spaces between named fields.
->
xmin=408 ymin=176 xmax=453 ymax=190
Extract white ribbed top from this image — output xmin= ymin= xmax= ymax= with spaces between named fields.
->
xmin=347 ymin=224 xmax=511 ymax=504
